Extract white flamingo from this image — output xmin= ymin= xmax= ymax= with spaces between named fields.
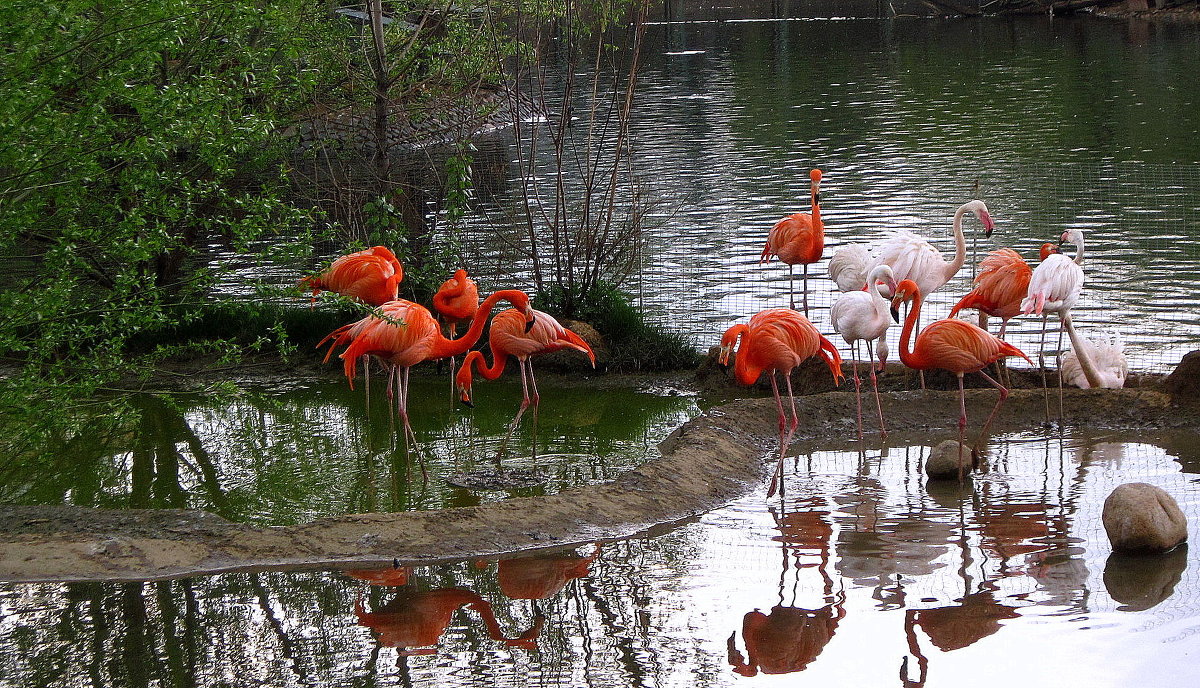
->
xmin=1020 ymin=228 xmax=1101 ymax=412
xmin=868 ymin=200 xmax=995 ymax=300
xmin=1062 ymin=330 xmax=1127 ymax=389
xmin=828 ymin=244 xmax=871 ymax=293
xmin=832 ymin=265 xmax=898 ymax=439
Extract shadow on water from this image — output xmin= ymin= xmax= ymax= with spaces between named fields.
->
xmin=3 ymin=428 xmax=1199 ymax=687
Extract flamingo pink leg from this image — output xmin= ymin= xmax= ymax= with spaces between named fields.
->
xmin=850 ymin=342 xmax=864 ymax=441
xmin=394 ymin=366 xmax=428 ymax=482
xmin=868 ymin=340 xmax=887 ymax=438
xmin=527 ymin=360 xmax=541 ymax=461
xmin=973 ymin=370 xmax=1010 ymax=462
xmin=957 ymin=372 xmax=968 ymax=482
xmin=497 ymin=357 xmax=533 ymax=466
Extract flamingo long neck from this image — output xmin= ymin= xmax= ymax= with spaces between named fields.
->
xmin=1071 ymin=234 xmax=1085 ymax=266
xmin=897 ymin=288 xmax=924 ymax=369
xmin=943 ymin=204 xmax=969 ymax=284
xmin=464 ymin=347 xmax=510 ymax=383
xmin=810 ymin=182 xmax=823 ymax=240
xmin=430 ymin=290 xmax=526 ymax=359
xmin=1062 ymin=315 xmax=1104 ymax=388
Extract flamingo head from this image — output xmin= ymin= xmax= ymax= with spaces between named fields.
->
xmin=1060 ymin=228 xmax=1084 ymax=247
xmin=502 ymin=290 xmax=535 ymax=332
xmin=867 ymin=265 xmax=897 ymax=299
xmin=809 ymin=168 xmax=823 ymax=203
xmin=968 ymin=200 xmax=995 ymax=238
xmin=889 ymin=279 xmax=920 ymax=321
xmin=718 ymin=325 xmax=743 ymax=366
xmin=1039 ymin=242 xmax=1060 ymax=260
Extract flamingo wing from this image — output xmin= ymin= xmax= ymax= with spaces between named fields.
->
xmin=915 ymin=320 xmax=1030 ymax=373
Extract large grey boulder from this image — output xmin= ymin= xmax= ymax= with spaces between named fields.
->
xmin=1102 ymin=483 xmax=1188 ymax=554
xmin=926 ymin=439 xmax=971 ymax=481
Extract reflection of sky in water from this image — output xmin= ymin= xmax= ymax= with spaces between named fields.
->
xmin=3 ymin=430 xmax=1199 ymax=686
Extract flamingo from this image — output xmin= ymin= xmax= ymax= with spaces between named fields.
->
xmin=828 ymin=244 xmax=871 ymax=294
xmin=890 ymin=279 xmax=1032 ymax=480
xmin=760 ymin=169 xmax=824 ymax=315
xmin=320 ymin=289 xmax=534 ymax=478
xmin=831 ymin=264 xmax=898 ymax=440
xmin=355 ymin=589 xmax=539 ymax=656
xmin=456 ymin=309 xmax=595 ymax=464
xmin=868 ymin=200 xmax=995 ymax=301
xmin=719 ymin=309 xmax=844 ymax=496
xmin=301 ymin=245 xmax=403 ymax=306
xmin=949 ymin=243 xmax=1058 ymax=339
xmin=1062 ymin=330 xmax=1127 ymax=389
xmin=1020 ymin=228 xmax=1100 ymax=412
xmin=433 ymin=269 xmax=480 ymax=401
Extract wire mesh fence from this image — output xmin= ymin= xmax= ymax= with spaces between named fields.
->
xmin=630 ymin=161 xmax=1200 ymax=375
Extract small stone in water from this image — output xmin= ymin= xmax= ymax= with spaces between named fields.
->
xmin=1102 ymin=482 xmax=1188 ymax=554
xmin=926 ymin=439 xmax=970 ymax=480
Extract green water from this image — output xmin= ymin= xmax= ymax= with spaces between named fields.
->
xmin=0 ymin=375 xmax=698 ymax=524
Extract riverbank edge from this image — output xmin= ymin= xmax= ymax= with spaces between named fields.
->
xmin=0 ymin=388 xmax=1192 ymax=583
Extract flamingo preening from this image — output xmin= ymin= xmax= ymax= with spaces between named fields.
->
xmin=433 ymin=269 xmax=480 ymax=401
xmin=456 ymin=309 xmax=595 ymax=464
xmin=320 ymin=290 xmax=534 ymax=478
xmin=1019 ymin=228 xmax=1099 ymax=414
xmin=301 ymin=245 xmax=404 ymax=306
xmin=891 ymin=279 xmax=1032 ymax=481
xmin=949 ymin=243 xmax=1058 ymax=339
xmin=831 ymin=264 xmax=897 ymax=440
xmin=719 ymin=309 xmax=844 ymax=496
xmin=761 ymin=169 xmax=824 ymax=315
xmin=868 ymin=200 xmax=995 ymax=301
xmin=1062 ymin=330 xmax=1127 ymax=389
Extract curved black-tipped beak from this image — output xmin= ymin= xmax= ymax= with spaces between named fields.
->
xmin=459 ymin=397 xmax=474 ymax=409
xmin=890 ymin=306 xmax=900 ymax=323
xmin=814 ymin=192 xmax=821 ymax=205
xmin=524 ymin=315 xmax=535 ymax=333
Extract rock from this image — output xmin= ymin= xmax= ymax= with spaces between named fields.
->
xmin=926 ymin=440 xmax=971 ymax=480
xmin=1164 ymin=350 xmax=1200 ymax=402
xmin=1102 ymin=483 xmax=1188 ymax=554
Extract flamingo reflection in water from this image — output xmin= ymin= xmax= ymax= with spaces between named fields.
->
xmin=495 ymin=544 xmax=600 ymax=603
xmin=344 ymin=564 xmax=411 ymax=587
xmin=901 ymin=583 xmax=1020 ymax=686
xmin=727 ymin=496 xmax=846 ymax=677
xmin=355 ymin=588 xmax=540 ymax=657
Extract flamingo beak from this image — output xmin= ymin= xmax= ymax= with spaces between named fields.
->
xmin=890 ymin=306 xmax=900 ymax=323
xmin=523 ymin=309 xmax=535 ymax=332
xmin=457 ymin=385 xmax=474 ymax=408
xmin=981 ymin=211 xmax=995 ymax=238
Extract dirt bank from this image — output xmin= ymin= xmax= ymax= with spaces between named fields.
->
xmin=1 ymin=388 xmax=1196 ymax=583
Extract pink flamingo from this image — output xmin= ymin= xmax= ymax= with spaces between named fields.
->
xmin=301 ymin=245 xmax=403 ymax=306
xmin=433 ymin=269 xmax=480 ymax=399
xmin=720 ymin=309 xmax=844 ymax=496
xmin=831 ymin=264 xmax=897 ymax=440
xmin=891 ymin=279 xmax=1032 ymax=480
xmin=456 ymin=309 xmax=595 ymax=463
xmin=760 ymin=169 xmax=824 ymax=315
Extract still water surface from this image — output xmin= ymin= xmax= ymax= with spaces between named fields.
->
xmin=3 ymin=430 xmax=1198 ymax=687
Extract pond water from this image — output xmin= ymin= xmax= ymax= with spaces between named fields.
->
xmin=3 ymin=430 xmax=1198 ymax=687
xmin=0 ymin=376 xmax=698 ymax=524
xmin=442 ymin=15 xmax=1200 ymax=373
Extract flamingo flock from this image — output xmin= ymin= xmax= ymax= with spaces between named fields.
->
xmin=725 ymin=168 xmax=1124 ymax=482
xmin=303 ymin=168 xmax=1125 ymax=488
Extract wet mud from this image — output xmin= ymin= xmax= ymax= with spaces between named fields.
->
xmin=1 ymin=387 xmax=1196 ymax=583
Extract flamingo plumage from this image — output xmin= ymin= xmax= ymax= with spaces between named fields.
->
xmin=719 ymin=309 xmax=843 ymax=496
xmin=949 ymin=243 xmax=1057 ymax=339
xmin=868 ymin=200 xmax=995 ymax=300
xmin=1020 ymin=228 xmax=1101 ymax=410
xmin=301 ymin=245 xmax=403 ymax=306
xmin=456 ymin=308 xmax=595 ymax=463
xmin=320 ymin=289 xmax=533 ymax=478
xmin=831 ymin=264 xmax=897 ymax=439
xmin=1062 ymin=330 xmax=1127 ymax=389
xmin=760 ymin=169 xmax=824 ymax=315
xmin=891 ymin=279 xmax=1032 ymax=480
xmin=433 ymin=269 xmax=481 ymax=400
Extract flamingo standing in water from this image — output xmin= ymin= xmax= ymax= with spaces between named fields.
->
xmin=761 ymin=169 xmax=824 ymax=315
xmin=320 ymin=289 xmax=533 ymax=478
xmin=1020 ymin=228 xmax=1100 ymax=414
xmin=456 ymin=309 xmax=595 ymax=464
xmin=301 ymin=245 xmax=404 ymax=306
xmin=719 ymin=309 xmax=844 ymax=496
xmin=890 ymin=279 xmax=1032 ymax=480
xmin=831 ymin=264 xmax=897 ymax=440
xmin=433 ymin=269 xmax=480 ymax=400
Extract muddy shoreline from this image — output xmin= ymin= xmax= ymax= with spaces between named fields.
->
xmin=2 ymin=387 xmax=1195 ymax=584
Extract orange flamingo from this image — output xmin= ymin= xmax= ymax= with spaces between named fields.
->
xmin=456 ymin=309 xmax=595 ymax=463
xmin=355 ymin=588 xmax=538 ymax=656
xmin=432 ymin=269 xmax=480 ymax=399
xmin=949 ymin=243 xmax=1057 ymax=339
xmin=719 ymin=309 xmax=843 ymax=496
xmin=891 ymin=279 xmax=1032 ymax=480
xmin=320 ymin=289 xmax=533 ymax=478
xmin=760 ymin=169 xmax=824 ymax=315
xmin=301 ymin=245 xmax=403 ymax=306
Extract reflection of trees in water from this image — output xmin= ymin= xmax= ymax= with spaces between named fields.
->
xmin=3 ymin=380 xmax=695 ymax=523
